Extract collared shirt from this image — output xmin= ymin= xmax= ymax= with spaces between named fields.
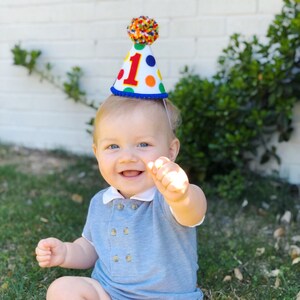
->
xmin=102 ymin=186 xmax=204 ymax=227
xmin=103 ymin=186 xmax=157 ymax=204
xmin=82 ymin=187 xmax=203 ymax=300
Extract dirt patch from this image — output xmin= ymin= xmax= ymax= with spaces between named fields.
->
xmin=0 ymin=145 xmax=74 ymax=175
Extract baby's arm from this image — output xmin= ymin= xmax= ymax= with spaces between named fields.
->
xmin=36 ymin=237 xmax=98 ymax=269
xmin=148 ymin=156 xmax=207 ymax=227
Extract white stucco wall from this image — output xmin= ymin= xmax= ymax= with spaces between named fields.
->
xmin=2 ymin=0 xmax=299 ymax=182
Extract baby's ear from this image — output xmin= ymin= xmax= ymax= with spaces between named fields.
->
xmin=92 ymin=144 xmax=97 ymax=156
xmin=169 ymin=138 xmax=180 ymax=162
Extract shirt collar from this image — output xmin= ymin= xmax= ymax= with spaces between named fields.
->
xmin=103 ymin=186 xmax=157 ymax=204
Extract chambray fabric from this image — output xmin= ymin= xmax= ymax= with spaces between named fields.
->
xmin=82 ymin=187 xmax=203 ymax=300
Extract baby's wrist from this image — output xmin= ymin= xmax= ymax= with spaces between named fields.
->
xmin=166 ymin=187 xmax=189 ymax=204
xmin=59 ymin=243 xmax=68 ymax=267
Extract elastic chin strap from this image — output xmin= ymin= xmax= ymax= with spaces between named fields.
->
xmin=162 ymin=98 xmax=173 ymax=132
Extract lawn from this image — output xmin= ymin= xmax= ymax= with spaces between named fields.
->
xmin=0 ymin=144 xmax=299 ymax=300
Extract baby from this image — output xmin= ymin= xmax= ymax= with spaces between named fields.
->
xmin=36 ymin=95 xmax=207 ymax=299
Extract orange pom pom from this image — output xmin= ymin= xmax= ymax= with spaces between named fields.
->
xmin=127 ymin=16 xmax=159 ymax=45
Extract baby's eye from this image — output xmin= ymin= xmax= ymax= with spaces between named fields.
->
xmin=107 ymin=144 xmax=119 ymax=149
xmin=138 ymin=142 xmax=149 ymax=147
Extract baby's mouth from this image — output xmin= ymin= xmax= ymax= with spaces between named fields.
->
xmin=121 ymin=170 xmax=143 ymax=177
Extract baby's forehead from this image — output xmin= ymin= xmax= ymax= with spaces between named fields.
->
xmin=93 ymin=97 xmax=175 ymax=141
xmin=103 ymin=100 xmax=165 ymax=119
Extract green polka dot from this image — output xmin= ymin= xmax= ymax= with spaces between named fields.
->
xmin=159 ymin=83 xmax=166 ymax=93
xmin=134 ymin=44 xmax=145 ymax=50
xmin=124 ymin=87 xmax=134 ymax=93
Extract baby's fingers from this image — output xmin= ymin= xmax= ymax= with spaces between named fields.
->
xmin=160 ymin=170 xmax=178 ymax=187
xmin=37 ymin=257 xmax=52 ymax=268
xmin=35 ymin=245 xmax=51 ymax=257
xmin=166 ymin=176 xmax=189 ymax=193
xmin=162 ymin=167 xmax=189 ymax=194
xmin=147 ymin=157 xmax=170 ymax=176
xmin=35 ymin=250 xmax=52 ymax=268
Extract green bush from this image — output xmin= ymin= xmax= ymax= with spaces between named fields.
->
xmin=170 ymin=0 xmax=300 ymax=186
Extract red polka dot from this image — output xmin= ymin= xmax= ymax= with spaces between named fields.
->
xmin=117 ymin=69 xmax=124 ymax=80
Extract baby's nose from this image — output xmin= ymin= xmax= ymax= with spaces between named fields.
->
xmin=119 ymin=148 xmax=138 ymax=163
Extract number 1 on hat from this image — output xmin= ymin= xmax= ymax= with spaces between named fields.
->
xmin=123 ymin=53 xmax=141 ymax=86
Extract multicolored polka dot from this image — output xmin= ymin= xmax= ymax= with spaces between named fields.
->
xmin=157 ymin=69 xmax=162 ymax=80
xmin=134 ymin=44 xmax=145 ymax=51
xmin=145 ymin=75 xmax=156 ymax=87
xmin=146 ymin=55 xmax=156 ymax=67
xmin=124 ymin=51 xmax=130 ymax=62
xmin=123 ymin=87 xmax=135 ymax=93
xmin=117 ymin=69 xmax=124 ymax=80
xmin=159 ymin=83 xmax=166 ymax=93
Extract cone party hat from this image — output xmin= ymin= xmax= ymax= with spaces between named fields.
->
xmin=111 ymin=16 xmax=168 ymax=99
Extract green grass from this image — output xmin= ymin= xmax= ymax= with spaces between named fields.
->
xmin=0 ymin=144 xmax=299 ymax=299
xmin=198 ymin=181 xmax=300 ymax=299
xmin=0 ymin=145 xmax=104 ymax=299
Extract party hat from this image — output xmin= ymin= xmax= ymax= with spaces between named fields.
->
xmin=111 ymin=16 xmax=168 ymax=99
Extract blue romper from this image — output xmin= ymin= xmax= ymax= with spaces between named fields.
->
xmin=82 ymin=186 xmax=203 ymax=300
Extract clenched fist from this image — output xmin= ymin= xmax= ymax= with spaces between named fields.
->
xmin=36 ymin=237 xmax=67 ymax=268
xmin=147 ymin=156 xmax=189 ymax=203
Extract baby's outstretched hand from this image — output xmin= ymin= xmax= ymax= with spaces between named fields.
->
xmin=35 ymin=237 xmax=66 ymax=268
xmin=147 ymin=156 xmax=189 ymax=203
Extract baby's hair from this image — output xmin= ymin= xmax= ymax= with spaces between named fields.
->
xmin=93 ymin=95 xmax=181 ymax=143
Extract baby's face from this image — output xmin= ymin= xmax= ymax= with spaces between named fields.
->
xmin=93 ymin=105 xmax=177 ymax=198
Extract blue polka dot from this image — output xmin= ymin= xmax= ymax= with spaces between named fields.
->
xmin=146 ymin=55 xmax=156 ymax=67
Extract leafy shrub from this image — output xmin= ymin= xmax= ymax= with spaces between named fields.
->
xmin=170 ymin=0 xmax=300 ymax=187
xmin=214 ymin=169 xmax=247 ymax=202
xmin=10 ymin=0 xmax=300 ymax=200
